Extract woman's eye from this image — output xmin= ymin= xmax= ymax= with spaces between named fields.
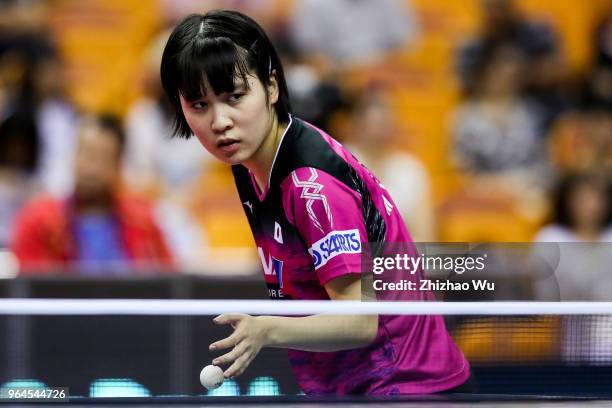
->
xmin=229 ymin=93 xmax=244 ymax=102
xmin=192 ymin=101 xmax=207 ymax=109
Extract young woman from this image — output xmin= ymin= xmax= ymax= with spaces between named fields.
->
xmin=161 ymin=10 xmax=470 ymax=395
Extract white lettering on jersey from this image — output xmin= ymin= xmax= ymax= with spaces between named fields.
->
xmin=274 ymin=222 xmax=283 ymax=244
xmin=308 ymin=229 xmax=361 ymax=270
xmin=291 ymin=168 xmax=333 ymax=234
xmin=258 ymin=247 xmax=274 ymax=275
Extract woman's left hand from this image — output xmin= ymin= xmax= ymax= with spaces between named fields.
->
xmin=209 ymin=313 xmax=268 ymax=378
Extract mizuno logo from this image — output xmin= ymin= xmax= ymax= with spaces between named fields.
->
xmin=243 ymin=201 xmax=254 ymax=214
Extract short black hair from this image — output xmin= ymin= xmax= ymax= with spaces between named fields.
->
xmin=160 ymin=10 xmax=291 ymax=138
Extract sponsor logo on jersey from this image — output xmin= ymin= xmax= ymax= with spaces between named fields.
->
xmin=308 ymin=229 xmax=361 ymax=270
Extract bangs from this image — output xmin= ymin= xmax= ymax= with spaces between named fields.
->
xmin=176 ymin=36 xmax=251 ymax=102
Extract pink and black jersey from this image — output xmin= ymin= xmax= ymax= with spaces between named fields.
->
xmin=232 ymin=117 xmax=470 ymax=395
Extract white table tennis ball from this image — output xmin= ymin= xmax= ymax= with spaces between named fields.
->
xmin=200 ymin=365 xmax=224 ymax=390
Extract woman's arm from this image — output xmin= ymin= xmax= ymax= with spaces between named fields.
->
xmin=209 ymin=274 xmax=378 ymax=378
xmin=259 ymin=274 xmax=378 ymax=350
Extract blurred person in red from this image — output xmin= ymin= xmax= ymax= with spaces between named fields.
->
xmin=10 ymin=114 xmax=174 ymax=275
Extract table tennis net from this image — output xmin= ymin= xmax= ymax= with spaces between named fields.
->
xmin=1 ymin=301 xmax=612 ymax=397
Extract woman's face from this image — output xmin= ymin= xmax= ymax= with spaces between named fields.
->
xmin=568 ymin=182 xmax=608 ymax=230
xmin=480 ymin=48 xmax=524 ymax=98
xmin=179 ymin=74 xmax=278 ymax=165
xmin=357 ymin=100 xmax=394 ymax=145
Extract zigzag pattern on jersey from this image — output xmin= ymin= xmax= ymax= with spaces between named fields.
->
xmin=291 ymin=168 xmax=333 ymax=234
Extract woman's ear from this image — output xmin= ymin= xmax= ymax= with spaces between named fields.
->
xmin=268 ymin=70 xmax=279 ymax=105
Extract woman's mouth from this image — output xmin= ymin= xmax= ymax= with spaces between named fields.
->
xmin=217 ymin=139 xmax=240 ymax=153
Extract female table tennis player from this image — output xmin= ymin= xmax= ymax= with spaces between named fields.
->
xmin=160 ymin=10 xmax=471 ymax=395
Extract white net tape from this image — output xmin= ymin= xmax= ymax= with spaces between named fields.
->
xmin=0 ymin=300 xmax=611 ymax=315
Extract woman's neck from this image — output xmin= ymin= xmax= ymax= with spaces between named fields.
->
xmin=244 ymin=115 xmax=287 ymax=192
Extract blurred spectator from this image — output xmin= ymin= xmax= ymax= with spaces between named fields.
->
xmin=123 ymin=30 xmax=209 ymax=196
xmin=291 ymin=0 xmax=418 ymax=68
xmin=587 ymin=5 xmax=612 ymax=109
xmin=0 ymin=13 xmax=46 ymax=248
xmin=549 ymin=106 xmax=612 ymax=175
xmin=0 ymin=1 xmax=47 ymax=41
xmin=442 ymin=44 xmax=550 ymax=241
xmin=0 ymin=109 xmax=39 ymax=247
xmin=534 ymin=173 xmax=612 ymax=243
xmin=531 ymin=174 xmax=612 ymax=303
xmin=0 ymin=47 xmax=25 ymax=118
xmin=0 ymin=37 xmax=79 ymax=198
xmin=532 ymin=172 xmax=612 ymax=299
xmin=0 ymin=0 xmax=49 ymax=68
xmin=0 ymin=0 xmax=58 ymax=114
xmin=345 ymin=87 xmax=436 ymax=241
xmin=547 ymin=7 xmax=612 ymax=177
xmin=11 ymin=115 xmax=174 ymax=275
xmin=451 ymin=44 xmax=550 ymax=194
xmin=30 ymin=46 xmax=79 ymax=197
xmin=279 ymin=44 xmax=345 ymax=132
xmin=122 ymin=29 xmax=208 ymax=268
xmin=457 ymin=0 xmax=569 ymax=128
